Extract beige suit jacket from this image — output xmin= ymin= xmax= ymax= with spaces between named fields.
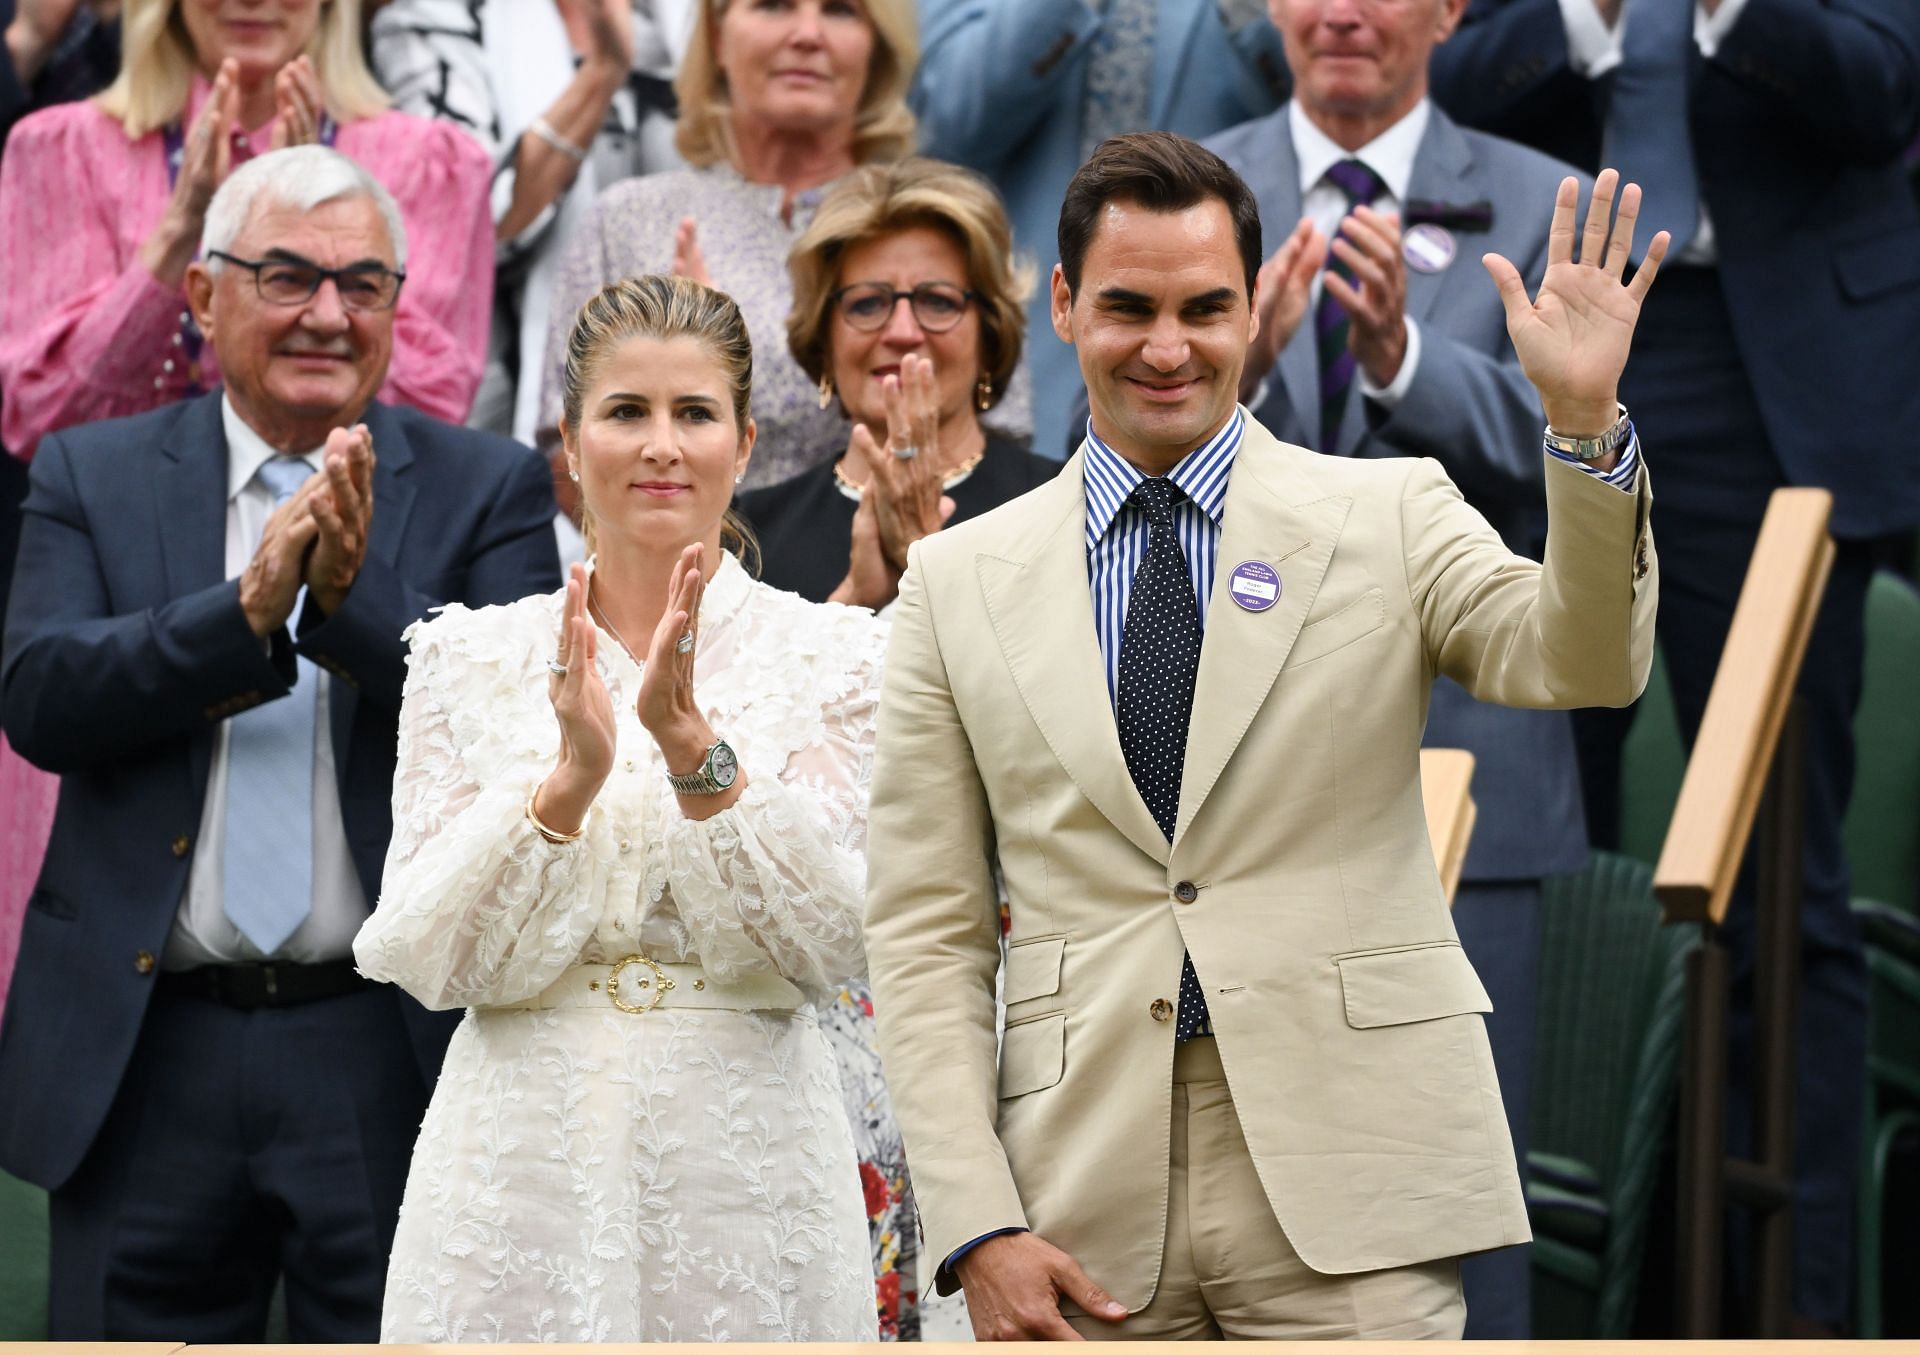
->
xmin=864 ymin=414 xmax=1657 ymax=1311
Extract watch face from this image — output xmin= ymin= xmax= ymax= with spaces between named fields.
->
xmin=709 ymin=741 xmax=739 ymax=788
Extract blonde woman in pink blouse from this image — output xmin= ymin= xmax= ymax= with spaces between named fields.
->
xmin=0 ymin=0 xmax=495 ymax=1016
xmin=0 ymin=0 xmax=496 ymax=462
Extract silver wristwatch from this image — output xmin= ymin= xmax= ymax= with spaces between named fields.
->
xmin=666 ymin=739 xmax=739 ymax=796
xmin=1544 ymin=402 xmax=1632 ymax=461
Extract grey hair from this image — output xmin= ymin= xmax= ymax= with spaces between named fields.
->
xmin=201 ymin=146 xmax=409 ymax=270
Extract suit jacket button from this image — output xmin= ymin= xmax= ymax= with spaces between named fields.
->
xmin=1173 ymin=880 xmax=1199 ymax=904
xmin=133 ymin=950 xmax=155 ymax=975
xmin=171 ymin=834 xmax=191 ymax=858
xmin=1150 ymin=998 xmax=1174 ymax=1022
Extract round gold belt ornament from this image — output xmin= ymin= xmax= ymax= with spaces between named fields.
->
xmin=607 ymin=952 xmax=676 ymax=1014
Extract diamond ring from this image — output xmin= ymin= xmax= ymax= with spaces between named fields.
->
xmin=675 ymin=631 xmax=695 ymax=655
xmin=893 ymin=443 xmax=918 ymax=461
xmin=547 ymin=660 xmax=569 ymax=676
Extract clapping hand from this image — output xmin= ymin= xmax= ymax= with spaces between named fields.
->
xmin=1484 ymin=170 xmax=1668 ymax=444
xmin=1240 ymin=217 xmax=1326 ymax=404
xmin=536 ymin=564 xmax=618 ymax=835
xmin=142 ymin=58 xmax=239 ymax=286
xmin=581 ymin=0 xmax=637 ymax=75
xmin=851 ymin=353 xmax=954 ymax=574
xmin=269 ymin=55 xmax=325 ymax=151
xmin=305 ymin=424 xmax=374 ymax=615
xmin=1324 ymin=205 xmax=1409 ymax=389
xmin=237 ymin=472 xmax=321 ymax=638
xmin=672 ymin=217 xmax=713 ymax=288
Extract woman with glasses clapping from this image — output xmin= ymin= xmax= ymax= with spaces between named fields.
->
xmin=737 ymin=157 xmax=1055 ymax=610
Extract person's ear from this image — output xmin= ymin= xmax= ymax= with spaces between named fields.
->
xmin=734 ymin=416 xmax=757 ymax=483
xmin=186 ymin=262 xmax=218 ymax=348
xmin=559 ymin=418 xmax=583 ymax=485
xmin=1435 ymin=0 xmax=1469 ymax=43
xmin=1050 ymin=263 xmax=1075 ymax=344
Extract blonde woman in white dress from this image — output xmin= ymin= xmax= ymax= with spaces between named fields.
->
xmin=355 ymin=274 xmax=883 ymax=1342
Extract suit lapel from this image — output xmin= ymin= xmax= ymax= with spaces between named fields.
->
xmin=155 ymin=394 xmax=234 ymax=800
xmin=1176 ymin=423 xmax=1351 ymax=843
xmin=1401 ymin=108 xmax=1479 ymax=333
xmin=1149 ymin=0 xmax=1207 ymax=129
xmin=976 ymin=453 xmax=1170 ymax=866
xmin=327 ymin=402 xmax=416 ymax=768
xmin=1259 ymin=124 xmax=1324 ymax=448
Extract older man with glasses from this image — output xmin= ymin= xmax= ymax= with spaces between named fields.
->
xmin=0 ymin=144 xmax=559 ymax=1342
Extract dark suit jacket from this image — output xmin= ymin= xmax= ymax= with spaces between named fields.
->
xmin=1428 ymin=0 xmax=1920 ymax=538
xmin=1202 ymin=103 xmax=1592 ymax=881
xmin=0 ymin=392 xmax=560 ymax=1190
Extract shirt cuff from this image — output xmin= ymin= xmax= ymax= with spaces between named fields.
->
xmin=1547 ymin=431 xmax=1641 ymax=491
xmin=944 ymin=1227 xmax=1028 ymax=1280
xmin=1694 ymin=0 xmax=1752 ymax=57
xmin=1560 ymin=0 xmax=1623 ymax=75
xmin=1358 ymin=318 xmax=1421 ymax=407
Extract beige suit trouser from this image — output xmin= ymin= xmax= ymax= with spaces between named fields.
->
xmin=1064 ymin=1038 xmax=1467 ymax=1340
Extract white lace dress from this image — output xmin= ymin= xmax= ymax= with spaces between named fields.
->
xmin=355 ymin=554 xmax=886 ymax=1343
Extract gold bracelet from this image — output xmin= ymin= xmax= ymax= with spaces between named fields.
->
xmin=526 ymin=788 xmax=588 ymax=844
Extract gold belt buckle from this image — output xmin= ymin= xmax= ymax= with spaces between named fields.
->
xmin=606 ymin=952 xmax=676 ymax=1015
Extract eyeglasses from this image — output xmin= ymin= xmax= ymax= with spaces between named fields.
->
xmin=830 ymin=281 xmax=977 ymax=333
xmin=208 ymin=251 xmax=407 ymax=312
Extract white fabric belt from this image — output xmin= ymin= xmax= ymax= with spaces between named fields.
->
xmin=492 ymin=956 xmax=805 ymax=1015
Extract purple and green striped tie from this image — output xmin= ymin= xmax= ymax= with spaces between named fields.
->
xmin=1314 ymin=158 xmax=1386 ymax=452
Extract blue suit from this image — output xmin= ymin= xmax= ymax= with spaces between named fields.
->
xmin=1429 ymin=0 xmax=1920 ymax=1324
xmin=0 ymin=392 xmax=559 ymax=1338
xmin=911 ymin=0 xmax=1291 ymax=459
xmin=1206 ymin=102 xmax=1590 ymax=1336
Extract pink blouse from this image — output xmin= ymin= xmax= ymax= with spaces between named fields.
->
xmin=0 ymin=81 xmax=495 ymax=460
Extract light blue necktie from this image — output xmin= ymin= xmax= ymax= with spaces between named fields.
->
xmin=1080 ymin=0 xmax=1157 ymax=161
xmin=223 ymin=456 xmax=317 ymax=954
xmin=1603 ymin=0 xmax=1699 ymax=259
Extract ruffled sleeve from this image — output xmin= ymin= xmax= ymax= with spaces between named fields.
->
xmin=354 ymin=597 xmax=606 ymax=1009
xmin=344 ymin=113 xmax=495 ymax=423
xmin=650 ymin=601 xmax=889 ymax=995
xmin=0 ymin=105 xmax=186 ymax=460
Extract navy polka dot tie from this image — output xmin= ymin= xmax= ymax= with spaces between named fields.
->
xmin=1116 ymin=478 xmax=1211 ymax=1041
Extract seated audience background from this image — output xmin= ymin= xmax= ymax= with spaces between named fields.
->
xmin=0 ymin=144 xmax=559 ymax=1342
xmin=738 ymin=156 xmax=1055 ymax=609
xmin=355 ymin=272 xmax=888 ymax=1344
xmin=371 ymin=0 xmax=697 ymax=444
xmin=538 ymin=0 xmax=923 ymax=495
xmin=1 ymin=0 xmax=122 ymax=152
xmin=0 ymin=0 xmax=496 ymax=463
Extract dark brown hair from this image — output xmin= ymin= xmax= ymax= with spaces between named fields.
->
xmin=1056 ymin=132 xmax=1263 ymax=300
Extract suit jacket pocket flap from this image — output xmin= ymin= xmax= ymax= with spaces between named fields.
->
xmin=1335 ymin=941 xmax=1491 ymax=1029
xmin=1288 ymin=587 xmax=1386 ymax=667
xmin=1004 ymin=936 xmax=1066 ymax=1005
xmin=999 ymin=1012 xmax=1066 ymax=1098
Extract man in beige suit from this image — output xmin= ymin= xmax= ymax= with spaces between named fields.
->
xmin=865 ymin=130 xmax=1667 ymax=1340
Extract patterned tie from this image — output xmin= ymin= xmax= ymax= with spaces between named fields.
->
xmin=1314 ymin=158 xmax=1386 ymax=452
xmin=1080 ymin=0 xmax=1158 ymax=160
xmin=1602 ymin=0 xmax=1698 ymax=260
xmin=222 ymin=457 xmax=318 ymax=954
xmin=1115 ymin=478 xmax=1211 ymax=1041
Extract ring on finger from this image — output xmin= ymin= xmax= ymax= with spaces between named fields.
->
xmin=548 ymin=659 xmax=569 ymax=676
xmin=675 ymin=631 xmax=695 ymax=655
xmin=893 ymin=444 xmax=919 ymax=461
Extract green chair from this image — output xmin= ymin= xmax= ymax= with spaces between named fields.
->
xmin=0 ymin=1167 xmax=49 ymax=1339
xmin=1529 ymin=851 xmax=1698 ymax=1337
xmin=1847 ymin=569 xmax=1920 ymax=1337
xmin=1618 ymin=646 xmax=1686 ymax=869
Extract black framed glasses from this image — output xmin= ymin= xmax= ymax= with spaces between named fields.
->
xmin=208 ymin=251 xmax=407 ymax=312
xmin=830 ymin=281 xmax=978 ymax=333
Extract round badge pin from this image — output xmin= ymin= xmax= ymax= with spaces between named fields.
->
xmin=1228 ymin=560 xmax=1281 ymax=613
xmin=1403 ymin=222 xmax=1457 ymax=274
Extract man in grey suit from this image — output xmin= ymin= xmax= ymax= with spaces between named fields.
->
xmin=1204 ymin=0 xmax=1595 ymax=1335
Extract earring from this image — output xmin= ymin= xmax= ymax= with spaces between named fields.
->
xmin=567 ymin=470 xmax=580 ymax=483
xmin=734 ymin=471 xmax=746 ymax=484
xmin=975 ymin=375 xmax=993 ymax=411
xmin=817 ymin=372 xmax=834 ymax=410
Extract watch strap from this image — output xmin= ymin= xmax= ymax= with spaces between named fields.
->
xmin=1545 ymin=402 xmax=1632 ymax=461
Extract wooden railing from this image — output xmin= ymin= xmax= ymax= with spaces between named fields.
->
xmin=1650 ymin=487 xmax=1835 ymax=1338
xmin=1420 ymin=748 xmax=1476 ymax=907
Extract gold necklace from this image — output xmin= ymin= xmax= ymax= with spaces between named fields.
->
xmin=831 ymin=445 xmax=988 ymax=502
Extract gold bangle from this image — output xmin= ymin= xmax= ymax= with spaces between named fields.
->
xmin=526 ymin=789 xmax=587 ymax=844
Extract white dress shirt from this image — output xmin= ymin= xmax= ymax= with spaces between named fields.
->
xmin=1288 ymin=98 xmax=1432 ymax=408
xmin=1557 ymin=0 xmax=1752 ymax=264
xmin=164 ymin=398 xmax=368 ymax=968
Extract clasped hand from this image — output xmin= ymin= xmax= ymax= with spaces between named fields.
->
xmin=238 ymin=425 xmax=374 ymax=637
xmin=831 ymin=355 xmax=956 ymax=609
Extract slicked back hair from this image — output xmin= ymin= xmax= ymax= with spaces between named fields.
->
xmin=1056 ymin=132 xmax=1263 ymax=301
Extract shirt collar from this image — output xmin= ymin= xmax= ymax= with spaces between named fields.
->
xmin=1288 ymin=98 xmax=1431 ymax=205
xmin=1083 ymin=407 xmax=1244 ymax=549
xmin=223 ymin=395 xmax=322 ymax=501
